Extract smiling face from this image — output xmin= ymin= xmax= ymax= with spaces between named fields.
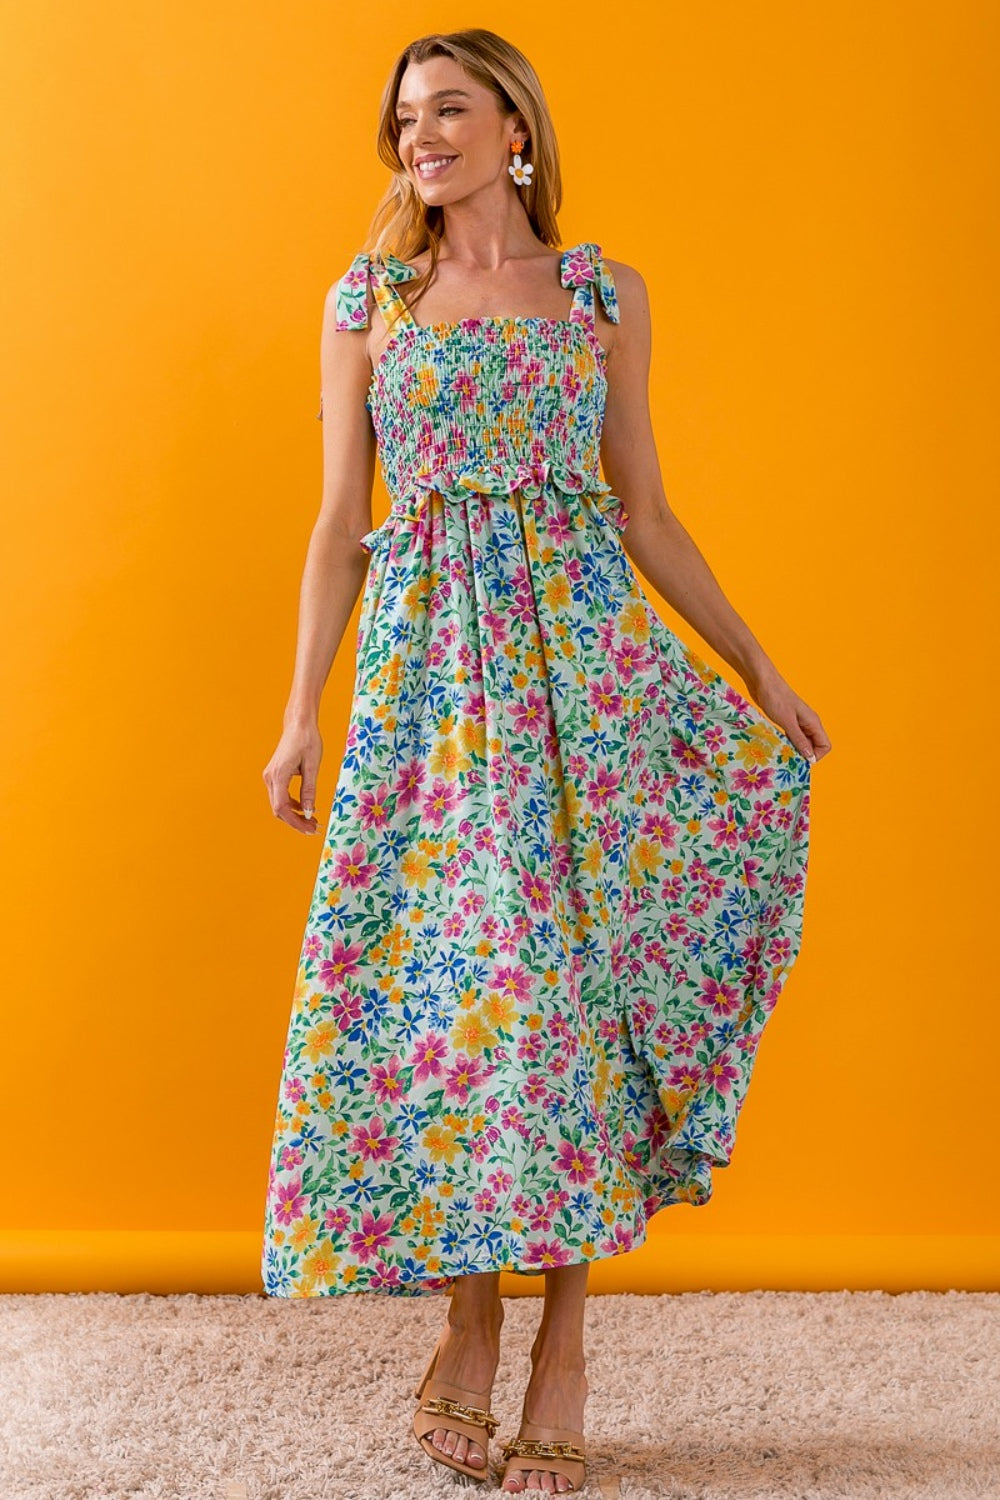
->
xmin=395 ymin=55 xmax=527 ymax=203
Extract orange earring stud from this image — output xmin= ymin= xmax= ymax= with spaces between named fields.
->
xmin=509 ymin=138 xmax=533 ymax=188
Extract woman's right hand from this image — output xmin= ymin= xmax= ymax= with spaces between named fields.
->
xmin=262 ymin=722 xmax=324 ymax=834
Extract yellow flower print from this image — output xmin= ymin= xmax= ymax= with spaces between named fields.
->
xmin=736 ymin=720 xmax=782 ymax=767
xmin=460 ymin=715 xmax=487 ymax=759
xmin=423 ymin=1124 xmax=460 ymax=1163
xmin=429 ymin=733 xmax=470 ymax=780
xmin=406 ymin=365 xmax=440 ymax=407
xmin=544 ymin=573 xmax=572 ymax=611
xmin=290 ymin=1214 xmax=319 ymax=1250
xmin=304 ymin=1022 xmax=336 ymax=1063
xmin=399 ymin=846 xmax=434 ymax=887
xmin=451 ymin=1008 xmax=497 ymax=1055
xmin=301 ymin=1240 xmax=341 ymax=1287
xmin=619 ymin=597 xmax=650 ymax=639
xmin=482 ymin=990 xmax=517 ymax=1032
xmin=630 ymin=836 xmax=667 ymax=882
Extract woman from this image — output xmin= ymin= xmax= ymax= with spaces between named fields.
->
xmin=260 ymin=27 xmax=829 ymax=1495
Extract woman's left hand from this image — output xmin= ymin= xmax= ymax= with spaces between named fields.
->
xmin=744 ymin=665 xmax=831 ymax=766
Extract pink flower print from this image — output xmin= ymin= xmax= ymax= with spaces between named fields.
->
xmin=507 ymin=689 xmax=549 ymax=738
xmin=734 ymin=774 xmax=773 ymax=798
xmin=283 ymin=1075 xmax=307 ymax=1103
xmin=528 ymin=1200 xmax=554 ymax=1231
xmin=523 ymin=1074 xmax=550 ymax=1105
xmin=500 ymin=1104 xmax=528 ymax=1136
xmin=350 ymin=1115 xmax=398 ymax=1163
xmin=279 ymin=1144 xmax=304 ymax=1170
xmin=358 ymin=781 xmax=393 ymax=828
xmin=370 ymin=1055 xmax=407 ymax=1105
xmin=630 ymin=997 xmax=657 ymax=1036
xmin=615 ymin=637 xmax=651 ymax=681
xmin=671 ymin=733 xmax=711 ymax=773
xmin=556 ymin=1140 xmax=597 ymax=1184
xmin=452 ymin=369 xmax=479 ymax=413
xmin=332 ymin=842 xmax=378 ymax=890
xmin=349 ymin=1208 xmax=394 ymax=1263
xmin=368 ymin=1259 xmax=403 ymax=1291
xmin=705 ymin=1054 xmax=741 ymax=1096
xmin=331 ymin=991 xmax=363 ymax=1032
xmin=519 ymin=864 xmax=551 ymax=914
xmin=698 ymin=977 xmax=742 ymax=1019
xmin=422 ymin=778 xmax=461 ymax=828
xmin=586 ymin=764 xmax=623 ymax=811
xmin=273 ymin=1174 xmax=306 ymax=1225
xmin=458 ymin=889 xmax=487 ymax=921
xmin=524 ymin=1237 xmax=573 ymax=1268
xmin=394 ymin=759 xmax=427 ymax=811
xmin=722 ymin=682 xmax=753 ymax=715
xmin=470 ymin=1133 xmax=492 ymax=1162
xmin=517 ymin=1031 xmax=545 ymax=1064
xmin=410 ymin=1031 xmax=449 ymax=1083
xmin=598 ymin=1224 xmax=635 ymax=1258
xmin=318 ymin=937 xmax=365 ymax=992
xmin=492 ymin=961 xmax=534 ymax=1007
xmin=641 ymin=811 xmax=680 ymax=847
xmin=667 ymin=1060 xmax=704 ymax=1092
xmin=325 ymin=1205 xmax=350 ymax=1234
xmin=588 ymin=672 xmax=624 ymax=719
xmin=596 ymin=813 xmax=625 ymax=853
xmin=767 ymin=933 xmax=795 ymax=967
xmin=445 ymin=1053 xmax=487 ymax=1106
xmin=303 ymin=933 xmax=323 ymax=958
xmin=474 ymin=1190 xmax=498 ymax=1214
xmin=707 ymin=804 xmax=743 ymax=852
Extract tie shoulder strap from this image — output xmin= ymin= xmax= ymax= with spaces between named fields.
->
xmin=333 ymin=248 xmax=419 ymax=331
xmin=560 ymin=242 xmax=620 ymax=329
xmin=320 ymin=249 xmax=420 ymax=418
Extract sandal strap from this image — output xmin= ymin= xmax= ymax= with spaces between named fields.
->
xmin=419 ymin=1394 xmax=499 ymax=1437
xmin=500 ymin=1437 xmax=586 ymax=1462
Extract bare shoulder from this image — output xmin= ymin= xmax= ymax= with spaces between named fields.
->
xmin=604 ymin=257 xmax=650 ymax=325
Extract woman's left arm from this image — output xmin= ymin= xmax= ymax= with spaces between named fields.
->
xmin=600 ymin=259 xmax=831 ymax=766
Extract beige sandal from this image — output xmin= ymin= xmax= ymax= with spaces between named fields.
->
xmin=499 ymin=1419 xmax=587 ymax=1493
xmin=412 ymin=1330 xmax=500 ymax=1482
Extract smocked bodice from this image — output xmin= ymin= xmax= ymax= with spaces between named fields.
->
xmin=325 ymin=241 xmax=627 ymax=534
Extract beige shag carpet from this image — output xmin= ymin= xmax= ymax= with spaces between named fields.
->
xmin=0 ymin=1289 xmax=997 ymax=1499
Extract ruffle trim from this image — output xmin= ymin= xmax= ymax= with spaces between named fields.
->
xmin=359 ymin=458 xmax=629 ymax=554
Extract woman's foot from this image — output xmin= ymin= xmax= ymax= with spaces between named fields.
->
xmin=501 ymin=1341 xmax=589 ymax=1493
xmin=424 ymin=1302 xmax=505 ymax=1472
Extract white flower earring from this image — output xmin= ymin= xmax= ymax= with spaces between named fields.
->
xmin=508 ymin=138 xmax=533 ymax=188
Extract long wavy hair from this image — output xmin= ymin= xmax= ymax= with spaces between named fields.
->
xmin=363 ymin=29 xmax=563 ymax=333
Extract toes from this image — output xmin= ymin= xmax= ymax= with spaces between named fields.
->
xmin=431 ymin=1426 xmax=486 ymax=1467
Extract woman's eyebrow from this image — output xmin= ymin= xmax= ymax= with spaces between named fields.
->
xmin=395 ymin=88 xmax=473 ymax=111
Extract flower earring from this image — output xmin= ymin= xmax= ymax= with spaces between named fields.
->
xmin=508 ymin=138 xmax=533 ymax=188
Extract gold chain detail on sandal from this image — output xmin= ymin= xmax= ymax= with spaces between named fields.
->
xmin=500 ymin=1438 xmax=586 ymax=1461
xmin=420 ymin=1395 xmax=500 ymax=1437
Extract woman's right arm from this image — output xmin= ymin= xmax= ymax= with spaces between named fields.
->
xmin=261 ymin=279 xmax=378 ymax=834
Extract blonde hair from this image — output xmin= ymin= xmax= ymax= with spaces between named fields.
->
xmin=363 ymin=29 xmax=563 ymax=332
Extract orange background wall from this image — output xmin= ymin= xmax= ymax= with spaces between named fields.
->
xmin=1 ymin=2 xmax=997 ymax=1291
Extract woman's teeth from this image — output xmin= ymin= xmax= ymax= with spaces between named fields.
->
xmin=417 ymin=157 xmax=456 ymax=178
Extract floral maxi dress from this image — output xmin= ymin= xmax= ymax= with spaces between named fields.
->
xmin=260 ymin=241 xmax=811 ymax=1299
